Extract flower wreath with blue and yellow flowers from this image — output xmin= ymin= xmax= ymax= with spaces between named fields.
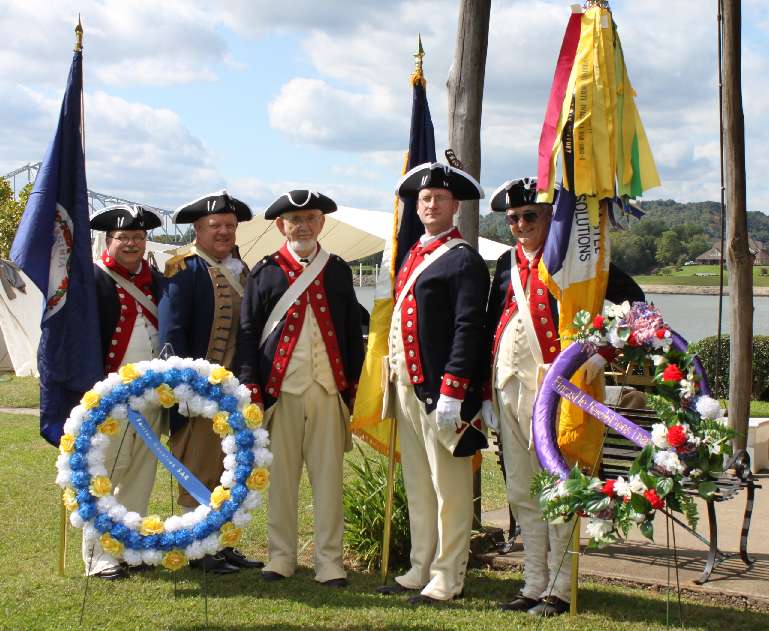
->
xmin=55 ymin=358 xmax=271 ymax=571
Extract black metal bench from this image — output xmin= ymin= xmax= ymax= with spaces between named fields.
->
xmin=600 ymin=405 xmax=760 ymax=584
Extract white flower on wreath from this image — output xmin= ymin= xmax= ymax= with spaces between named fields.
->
xmin=651 ymin=424 xmax=670 ymax=449
xmin=605 ymin=301 xmax=631 ymax=319
xmin=607 ymin=327 xmax=626 ymax=349
xmin=679 ymin=377 xmax=696 ymax=399
xmin=613 ymin=476 xmax=632 ymax=499
xmin=586 ymin=518 xmax=613 ymax=540
xmin=630 ymin=511 xmax=647 ymax=524
xmin=652 ymin=354 xmax=668 ymax=367
xmin=629 ymin=474 xmax=646 ymax=494
xmin=695 ymin=396 xmax=724 ymax=420
xmin=653 ymin=450 xmax=686 ymax=475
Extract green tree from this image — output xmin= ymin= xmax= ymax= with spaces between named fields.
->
xmin=610 ymin=231 xmax=656 ymax=274
xmin=655 ymin=229 xmax=687 ymax=266
xmin=0 ymin=179 xmax=32 ymax=259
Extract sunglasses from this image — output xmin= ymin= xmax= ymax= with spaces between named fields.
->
xmin=505 ymin=211 xmax=541 ymax=225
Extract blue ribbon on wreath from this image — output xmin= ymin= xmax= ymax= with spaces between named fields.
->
xmin=126 ymin=408 xmax=211 ymax=505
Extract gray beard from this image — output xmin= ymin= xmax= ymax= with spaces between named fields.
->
xmin=289 ymin=238 xmax=317 ymax=256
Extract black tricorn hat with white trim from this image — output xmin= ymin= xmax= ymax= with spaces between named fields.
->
xmin=396 ymin=162 xmax=484 ymax=201
xmin=172 ymin=190 xmax=253 ymax=224
xmin=89 ymin=204 xmax=162 ymax=231
xmin=489 ymin=177 xmax=548 ymax=212
xmin=264 ymin=190 xmax=337 ymax=220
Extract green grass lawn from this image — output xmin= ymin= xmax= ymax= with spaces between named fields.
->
xmin=634 ymin=264 xmax=769 ymax=288
xmin=0 ymin=413 xmax=764 ymax=630
xmin=0 ymin=374 xmax=39 ymax=408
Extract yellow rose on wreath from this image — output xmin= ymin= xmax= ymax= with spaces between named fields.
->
xmin=246 ymin=467 xmax=270 ymax=492
xmin=118 ymin=363 xmax=140 ymax=383
xmin=100 ymin=533 xmax=124 ymax=556
xmin=218 ymin=522 xmax=242 ymax=547
xmin=210 ymin=486 xmax=231 ymax=509
xmin=140 ymin=514 xmax=165 ymax=535
xmin=243 ymin=403 xmax=263 ymax=429
xmin=98 ymin=417 xmax=120 ymax=436
xmin=209 ymin=366 xmax=233 ymax=385
xmin=212 ymin=412 xmax=231 ymax=437
xmin=59 ymin=434 xmax=75 ymax=454
xmin=162 ymin=550 xmax=187 ymax=571
xmin=155 ymin=384 xmax=176 ymax=408
xmin=62 ymin=488 xmax=78 ymax=512
xmin=90 ymin=476 xmax=112 ymax=497
xmin=81 ymin=390 xmax=100 ymax=410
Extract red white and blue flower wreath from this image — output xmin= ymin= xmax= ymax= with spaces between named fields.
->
xmin=55 ymin=358 xmax=271 ymax=570
xmin=531 ymin=301 xmax=734 ymax=546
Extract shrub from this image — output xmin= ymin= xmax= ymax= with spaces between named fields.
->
xmin=689 ymin=335 xmax=769 ymax=400
xmin=343 ymin=444 xmax=410 ymax=571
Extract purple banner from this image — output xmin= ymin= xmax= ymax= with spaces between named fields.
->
xmin=552 ymin=376 xmax=651 ymax=447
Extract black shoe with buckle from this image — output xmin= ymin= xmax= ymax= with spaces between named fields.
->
xmin=321 ymin=577 xmax=348 ymax=588
xmin=499 ymin=593 xmax=540 ymax=612
xmin=189 ymin=553 xmax=239 ymax=574
xmin=408 ymin=590 xmax=462 ymax=606
xmin=221 ymin=547 xmax=264 ymax=569
xmin=261 ymin=570 xmax=287 ymax=582
xmin=527 ymin=596 xmax=569 ymax=617
xmin=92 ymin=565 xmax=129 ymax=580
xmin=376 ymin=583 xmax=418 ymax=596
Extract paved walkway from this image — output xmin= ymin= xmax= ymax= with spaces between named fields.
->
xmin=0 ymin=406 xmax=39 ymax=415
xmin=481 ymin=470 xmax=769 ymax=607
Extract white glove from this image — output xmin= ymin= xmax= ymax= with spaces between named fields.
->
xmin=481 ymin=400 xmax=499 ymax=432
xmin=435 ymin=394 xmax=462 ymax=429
xmin=582 ymin=354 xmax=608 ymax=384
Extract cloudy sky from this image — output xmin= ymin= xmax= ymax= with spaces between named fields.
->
xmin=1 ymin=0 xmax=767 ymax=216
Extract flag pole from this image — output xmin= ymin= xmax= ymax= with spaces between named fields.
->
xmin=379 ymin=36 xmax=426 ymax=585
xmin=379 ymin=418 xmax=398 ymax=584
xmin=57 ymin=18 xmax=84 ymax=577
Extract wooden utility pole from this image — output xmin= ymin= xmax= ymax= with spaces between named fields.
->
xmin=721 ymin=1 xmax=751 ymax=450
xmin=447 ymin=0 xmax=491 ymax=248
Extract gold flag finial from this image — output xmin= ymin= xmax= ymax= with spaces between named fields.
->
xmin=74 ymin=14 xmax=83 ymax=52
xmin=410 ymin=34 xmax=426 ymax=87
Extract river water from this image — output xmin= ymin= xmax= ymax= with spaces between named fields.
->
xmin=353 ymin=286 xmax=769 ymax=344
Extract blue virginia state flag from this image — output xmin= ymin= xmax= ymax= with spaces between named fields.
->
xmin=10 ymin=50 xmax=103 ymax=446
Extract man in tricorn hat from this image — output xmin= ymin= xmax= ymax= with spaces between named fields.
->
xmin=159 ymin=190 xmax=262 ymax=574
xmin=484 ymin=177 xmax=644 ymax=616
xmin=237 ymin=190 xmax=364 ymax=587
xmin=377 ymin=162 xmax=490 ymax=605
xmin=84 ymin=203 xmax=165 ymax=579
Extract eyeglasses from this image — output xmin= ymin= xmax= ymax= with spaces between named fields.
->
xmin=109 ymin=235 xmax=147 ymax=244
xmin=505 ymin=211 xmax=541 ymax=225
xmin=282 ymin=215 xmax=322 ymax=226
xmin=418 ymin=193 xmax=454 ymax=205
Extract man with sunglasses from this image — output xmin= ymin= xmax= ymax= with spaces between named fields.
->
xmin=484 ymin=177 xmax=644 ymax=616
xmin=159 ymin=190 xmax=262 ymax=575
xmin=84 ymin=204 xmax=165 ymax=580
xmin=238 ymin=190 xmax=364 ymax=587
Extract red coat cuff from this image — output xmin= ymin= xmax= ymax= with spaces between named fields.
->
xmin=246 ymin=383 xmax=263 ymax=405
xmin=439 ymin=373 xmax=470 ymax=400
xmin=597 ymin=347 xmax=618 ymax=362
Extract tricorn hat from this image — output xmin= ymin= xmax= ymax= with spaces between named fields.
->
xmin=172 ymin=190 xmax=253 ymax=224
xmin=396 ymin=162 xmax=484 ymax=201
xmin=490 ymin=177 xmax=549 ymax=212
xmin=89 ymin=204 xmax=162 ymax=231
xmin=264 ymin=190 xmax=337 ymax=220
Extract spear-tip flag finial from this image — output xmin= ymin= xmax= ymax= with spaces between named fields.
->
xmin=74 ymin=14 xmax=83 ymax=52
xmin=411 ymin=34 xmax=426 ymax=87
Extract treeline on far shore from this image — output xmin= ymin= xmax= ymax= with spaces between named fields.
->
xmin=479 ymin=199 xmax=769 ymax=276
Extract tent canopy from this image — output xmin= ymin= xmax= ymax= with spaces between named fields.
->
xmin=236 ymin=206 xmax=509 ymax=267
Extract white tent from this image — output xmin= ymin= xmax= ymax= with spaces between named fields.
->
xmin=236 ymin=206 xmax=509 ymax=267
xmin=0 ymin=261 xmax=42 ymax=376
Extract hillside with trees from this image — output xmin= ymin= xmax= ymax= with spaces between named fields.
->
xmin=479 ymin=199 xmax=769 ymax=275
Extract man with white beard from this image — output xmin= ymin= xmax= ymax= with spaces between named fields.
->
xmin=237 ymin=190 xmax=364 ymax=587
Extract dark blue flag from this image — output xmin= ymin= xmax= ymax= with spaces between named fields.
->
xmin=394 ymin=80 xmax=437 ymax=274
xmin=10 ymin=50 xmax=103 ymax=446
